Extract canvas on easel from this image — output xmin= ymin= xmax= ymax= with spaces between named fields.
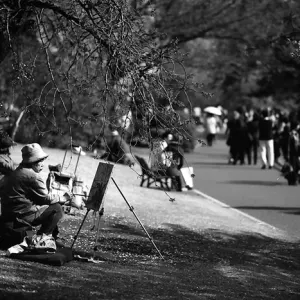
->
xmin=71 ymin=161 xmax=163 ymax=259
xmin=85 ymin=162 xmax=114 ymax=212
xmin=71 ymin=161 xmax=114 ymax=251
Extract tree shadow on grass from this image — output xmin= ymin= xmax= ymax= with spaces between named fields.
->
xmin=0 ymin=218 xmax=300 ymax=300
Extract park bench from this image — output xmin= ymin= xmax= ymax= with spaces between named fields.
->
xmin=135 ymin=155 xmax=174 ymax=191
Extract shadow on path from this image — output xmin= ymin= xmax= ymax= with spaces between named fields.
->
xmin=234 ymin=206 xmax=300 ymax=215
xmin=222 ymin=180 xmax=286 ymax=186
xmin=191 ymin=161 xmax=251 ymax=169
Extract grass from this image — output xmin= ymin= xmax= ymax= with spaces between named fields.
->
xmin=0 ymin=145 xmax=300 ymax=299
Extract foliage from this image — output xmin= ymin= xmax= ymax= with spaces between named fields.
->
xmin=142 ymin=0 xmax=300 ymax=109
xmin=0 ymin=0 xmax=197 ymax=150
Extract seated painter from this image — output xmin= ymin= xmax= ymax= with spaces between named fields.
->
xmin=0 ymin=143 xmax=67 ymax=245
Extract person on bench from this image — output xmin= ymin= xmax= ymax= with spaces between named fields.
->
xmin=152 ymin=132 xmax=186 ymax=192
xmin=0 ymin=143 xmax=66 ymax=246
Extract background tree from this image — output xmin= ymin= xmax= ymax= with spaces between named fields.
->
xmin=136 ymin=0 xmax=300 ymax=110
xmin=0 ymin=0 xmax=195 ymax=150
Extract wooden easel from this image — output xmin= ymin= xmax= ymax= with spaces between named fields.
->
xmin=70 ymin=161 xmax=163 ymax=260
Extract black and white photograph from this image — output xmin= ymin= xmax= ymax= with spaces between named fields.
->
xmin=0 ymin=1 xmax=300 ymax=299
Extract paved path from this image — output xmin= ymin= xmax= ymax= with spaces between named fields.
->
xmin=186 ymin=140 xmax=300 ymax=240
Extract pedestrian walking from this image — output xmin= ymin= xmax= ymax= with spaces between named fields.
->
xmin=246 ymin=109 xmax=260 ymax=165
xmin=204 ymin=113 xmax=218 ymax=146
xmin=226 ymin=109 xmax=248 ymax=165
xmin=259 ymin=109 xmax=274 ymax=169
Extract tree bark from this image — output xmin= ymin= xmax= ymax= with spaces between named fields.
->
xmin=11 ymin=110 xmax=25 ymax=140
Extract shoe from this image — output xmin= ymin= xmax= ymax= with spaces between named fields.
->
xmin=55 ymin=237 xmax=66 ymax=248
xmin=261 ymin=165 xmax=266 ymax=169
xmin=185 ymin=185 xmax=193 ymax=190
xmin=181 ymin=187 xmax=188 ymax=192
xmin=268 ymin=166 xmax=273 ymax=169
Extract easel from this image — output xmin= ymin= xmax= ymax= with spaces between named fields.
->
xmin=70 ymin=162 xmax=163 ymax=260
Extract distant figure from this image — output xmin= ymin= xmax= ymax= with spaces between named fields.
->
xmin=204 ymin=113 xmax=218 ymax=146
xmin=0 ymin=131 xmax=17 ymax=215
xmin=279 ymin=116 xmax=290 ymax=162
xmin=259 ymin=109 xmax=274 ymax=169
xmin=286 ymin=121 xmax=300 ymax=185
xmin=0 ymin=131 xmax=16 ymax=181
xmin=102 ymin=128 xmax=135 ymax=166
xmin=160 ymin=133 xmax=186 ymax=192
xmin=246 ymin=109 xmax=260 ymax=165
xmin=226 ymin=109 xmax=248 ymax=165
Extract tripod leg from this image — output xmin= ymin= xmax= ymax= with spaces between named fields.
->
xmin=111 ymin=177 xmax=163 ymax=259
xmin=71 ymin=209 xmax=90 ymax=249
xmin=92 ymin=207 xmax=104 ymax=259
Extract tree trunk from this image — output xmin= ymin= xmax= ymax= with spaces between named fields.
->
xmin=11 ymin=110 xmax=25 ymax=140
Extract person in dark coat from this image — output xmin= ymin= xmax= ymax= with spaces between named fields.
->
xmin=246 ymin=110 xmax=260 ymax=165
xmin=102 ymin=128 xmax=135 ymax=166
xmin=0 ymin=143 xmax=65 ymax=243
xmin=158 ymin=132 xmax=186 ymax=191
xmin=164 ymin=141 xmax=185 ymax=191
xmin=0 ymin=131 xmax=16 ymax=181
xmin=226 ymin=109 xmax=248 ymax=165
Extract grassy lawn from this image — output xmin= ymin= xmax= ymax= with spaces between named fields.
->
xmin=0 ymin=145 xmax=300 ymax=299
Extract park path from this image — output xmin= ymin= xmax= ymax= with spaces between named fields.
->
xmin=188 ymin=140 xmax=300 ymax=240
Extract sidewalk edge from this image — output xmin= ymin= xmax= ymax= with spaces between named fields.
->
xmin=192 ymin=188 xmax=284 ymax=233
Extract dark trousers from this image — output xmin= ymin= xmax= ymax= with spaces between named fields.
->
xmin=246 ymin=139 xmax=259 ymax=165
xmin=206 ymin=134 xmax=216 ymax=147
xmin=160 ymin=167 xmax=184 ymax=191
xmin=281 ymin=137 xmax=289 ymax=161
xmin=23 ymin=203 xmax=64 ymax=237
xmin=274 ymin=139 xmax=281 ymax=162
xmin=231 ymin=145 xmax=245 ymax=164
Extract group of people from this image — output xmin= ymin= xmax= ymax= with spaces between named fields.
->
xmin=0 ymin=132 xmax=66 ymax=249
xmin=225 ymin=107 xmax=295 ymax=170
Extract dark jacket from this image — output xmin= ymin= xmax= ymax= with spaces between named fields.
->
xmin=164 ymin=143 xmax=184 ymax=170
xmin=247 ymin=119 xmax=260 ymax=140
xmin=0 ymin=166 xmax=52 ymax=217
xmin=227 ymin=118 xmax=248 ymax=147
xmin=105 ymin=133 xmax=131 ymax=163
xmin=259 ymin=118 xmax=273 ymax=140
xmin=0 ymin=154 xmax=16 ymax=181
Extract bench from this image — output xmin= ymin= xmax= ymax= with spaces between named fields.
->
xmin=135 ymin=155 xmax=174 ymax=191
